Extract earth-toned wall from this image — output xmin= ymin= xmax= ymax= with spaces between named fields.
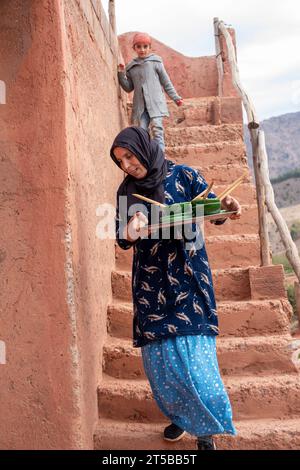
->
xmin=0 ymin=0 xmax=127 ymax=449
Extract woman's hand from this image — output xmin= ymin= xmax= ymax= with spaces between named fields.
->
xmin=118 ymin=63 xmax=125 ymax=72
xmin=176 ymin=99 xmax=183 ymax=107
xmin=221 ymin=195 xmax=242 ymax=220
xmin=123 ymin=212 xmax=150 ymax=242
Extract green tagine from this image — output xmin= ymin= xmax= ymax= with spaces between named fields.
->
xmin=160 ymin=199 xmax=221 ymax=224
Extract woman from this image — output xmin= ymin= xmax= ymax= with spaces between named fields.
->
xmin=110 ymin=127 xmax=241 ymax=450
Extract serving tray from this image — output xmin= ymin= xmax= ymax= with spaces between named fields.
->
xmin=145 ymin=210 xmax=238 ymax=230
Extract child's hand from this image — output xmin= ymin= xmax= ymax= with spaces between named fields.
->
xmin=176 ymin=99 xmax=183 ymax=107
xmin=221 ymin=196 xmax=242 ymax=219
xmin=123 ymin=212 xmax=149 ymax=242
xmin=118 ymin=63 xmax=125 ymax=72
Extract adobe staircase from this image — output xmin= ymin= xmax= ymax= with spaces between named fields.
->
xmin=94 ymin=97 xmax=300 ymax=450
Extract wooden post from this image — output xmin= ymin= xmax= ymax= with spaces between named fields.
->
xmin=214 ymin=18 xmax=223 ymax=97
xmin=217 ymin=20 xmax=269 ymax=265
xmin=250 ymin=128 xmax=271 ymax=266
xmin=218 ymin=21 xmax=259 ymax=129
xmin=295 ymin=281 xmax=300 ymax=323
xmin=109 ymin=0 xmax=116 ymax=34
xmin=258 ymin=130 xmax=300 ymax=281
xmin=216 ymin=19 xmax=300 ymax=277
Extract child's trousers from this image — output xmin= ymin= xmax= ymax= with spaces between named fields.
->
xmin=139 ymin=108 xmax=165 ymax=152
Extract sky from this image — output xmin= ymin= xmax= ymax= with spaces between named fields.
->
xmin=103 ymin=0 xmax=300 ymax=120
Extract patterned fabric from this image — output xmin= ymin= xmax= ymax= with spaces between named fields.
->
xmin=142 ymin=335 xmax=237 ymax=437
xmin=116 ymin=160 xmax=225 ymax=348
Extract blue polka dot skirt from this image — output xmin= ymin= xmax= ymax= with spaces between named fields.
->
xmin=141 ymin=335 xmax=237 ymax=437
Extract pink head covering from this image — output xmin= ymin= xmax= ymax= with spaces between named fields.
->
xmin=132 ymin=32 xmax=152 ymax=47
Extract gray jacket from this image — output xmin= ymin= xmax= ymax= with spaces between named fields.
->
xmin=118 ymin=54 xmax=181 ymax=123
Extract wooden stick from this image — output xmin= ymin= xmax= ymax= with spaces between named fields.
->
xmin=295 ymin=281 xmax=300 ymax=323
xmin=219 ymin=178 xmax=246 ymax=201
xmin=214 ymin=17 xmax=224 ymax=97
xmin=108 ymin=0 xmax=117 ymax=34
xmin=216 ymin=20 xmax=270 ymax=265
xmin=132 ymin=193 xmax=167 ymax=208
xmin=251 ymin=128 xmax=270 ymax=265
xmin=217 ymin=171 xmax=248 ymax=200
xmin=201 ymin=180 xmax=215 ymax=200
xmin=191 ymin=188 xmax=208 ymax=202
xmin=191 ymin=181 xmax=215 ymax=202
xmin=217 ymin=21 xmax=259 ymax=129
xmin=218 ymin=171 xmax=248 ymax=198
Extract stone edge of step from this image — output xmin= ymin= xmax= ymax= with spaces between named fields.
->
xmin=93 ymin=416 xmax=300 ymax=450
xmin=99 ymin=369 xmax=300 ymax=394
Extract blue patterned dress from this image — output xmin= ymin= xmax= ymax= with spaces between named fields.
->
xmin=116 ymin=160 xmax=237 ymax=437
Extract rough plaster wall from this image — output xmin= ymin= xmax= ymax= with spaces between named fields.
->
xmin=60 ymin=0 xmax=128 ymax=448
xmin=0 ymin=0 xmax=127 ymax=449
xmin=0 ymin=0 xmax=81 ymax=449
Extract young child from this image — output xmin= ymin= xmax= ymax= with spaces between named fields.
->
xmin=118 ymin=32 xmax=183 ymax=152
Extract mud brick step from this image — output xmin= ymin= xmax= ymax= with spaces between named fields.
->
xmin=192 ymin=162 xmax=250 ymax=185
xmin=103 ymin=334 xmax=298 ymax=380
xmin=115 ymin=233 xmax=260 ymax=271
xmin=111 ymin=265 xmax=287 ymax=303
xmin=165 ymin=124 xmax=244 ymax=146
xmin=107 ymin=299 xmax=292 ymax=340
xmin=97 ymin=373 xmax=300 ymax=423
xmin=111 ymin=267 xmax=251 ymax=303
xmin=127 ymin=96 xmax=243 ymax=129
xmin=165 ymin=96 xmax=243 ymax=128
xmin=94 ymin=417 xmax=300 ymax=450
xmin=165 ymin=141 xmax=247 ymax=167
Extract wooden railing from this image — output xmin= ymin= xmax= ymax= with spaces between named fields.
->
xmin=214 ymin=17 xmax=300 ymax=285
xmin=108 ymin=0 xmax=116 ymax=34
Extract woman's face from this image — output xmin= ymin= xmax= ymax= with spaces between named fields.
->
xmin=113 ymin=147 xmax=148 ymax=179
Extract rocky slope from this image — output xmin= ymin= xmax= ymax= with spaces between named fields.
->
xmin=244 ymin=112 xmax=300 ymax=180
